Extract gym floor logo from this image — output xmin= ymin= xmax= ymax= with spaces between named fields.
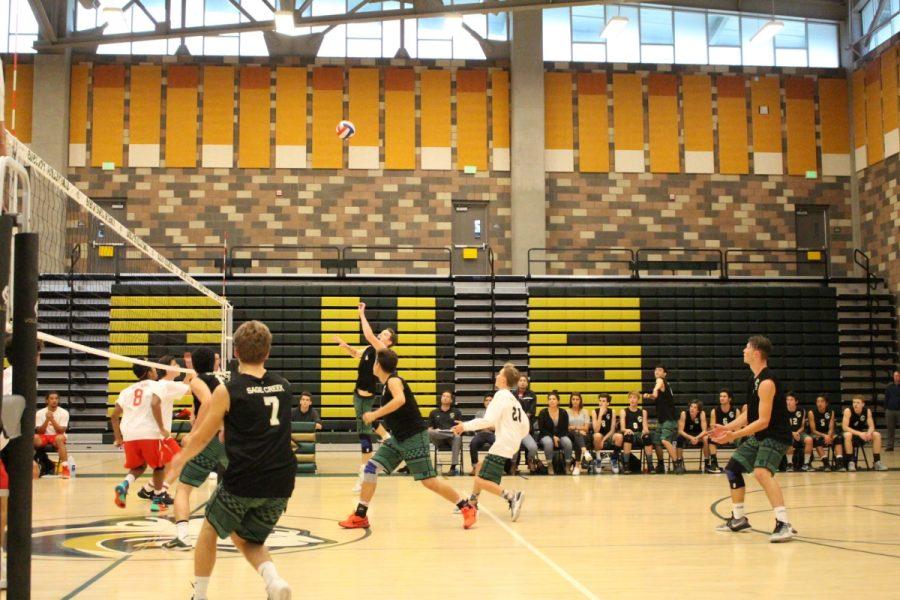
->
xmin=32 ymin=515 xmax=368 ymax=559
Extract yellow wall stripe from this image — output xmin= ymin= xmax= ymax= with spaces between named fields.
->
xmin=528 ymin=297 xmax=640 ymax=308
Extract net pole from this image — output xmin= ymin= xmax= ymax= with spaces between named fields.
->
xmin=7 ymin=231 xmax=38 ymax=600
xmin=0 ymin=215 xmax=13 ymax=409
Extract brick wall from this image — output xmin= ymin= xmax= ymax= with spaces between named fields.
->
xmin=859 ymin=151 xmax=900 ymax=296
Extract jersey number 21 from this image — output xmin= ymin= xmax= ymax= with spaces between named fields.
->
xmin=511 ymin=407 xmax=522 ymax=422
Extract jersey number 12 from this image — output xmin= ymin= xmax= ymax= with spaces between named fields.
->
xmin=263 ymin=396 xmax=280 ymax=426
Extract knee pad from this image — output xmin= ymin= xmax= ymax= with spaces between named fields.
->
xmin=724 ymin=459 xmax=745 ymax=490
xmin=359 ymin=435 xmax=373 ymax=454
xmin=362 ymin=460 xmax=381 ymax=483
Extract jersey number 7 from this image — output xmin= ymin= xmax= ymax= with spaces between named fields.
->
xmin=264 ymin=396 xmax=281 ymax=426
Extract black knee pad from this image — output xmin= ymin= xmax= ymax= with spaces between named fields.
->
xmin=724 ymin=459 xmax=745 ymax=489
xmin=359 ymin=435 xmax=374 ymax=454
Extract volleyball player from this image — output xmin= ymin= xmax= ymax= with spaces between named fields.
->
xmin=708 ymin=389 xmax=738 ymax=473
xmin=785 ymin=392 xmax=813 ymax=472
xmin=110 ymin=362 xmax=181 ymax=512
xmin=808 ymin=395 xmax=842 ymax=471
xmin=643 ymin=365 xmax=677 ymax=474
xmin=339 ymin=348 xmax=476 ymax=530
xmin=710 ymin=336 xmax=796 ymax=542
xmin=163 ymin=348 xmax=226 ymax=550
xmin=620 ymin=391 xmax=654 ymax=474
xmin=451 ymin=363 xmax=528 ymax=521
xmin=842 ymin=396 xmax=888 ymax=471
xmin=334 ymin=303 xmax=394 ymax=492
xmin=591 ymin=393 xmax=623 ymax=473
xmin=168 ymin=321 xmax=294 ymax=600
xmin=676 ymin=400 xmax=709 ymax=474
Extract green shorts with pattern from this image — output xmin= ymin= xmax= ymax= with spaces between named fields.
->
xmin=179 ymin=437 xmax=228 ymax=488
xmin=205 ymin=485 xmax=289 ymax=545
xmin=478 ymin=453 xmax=507 ymax=485
xmin=653 ymin=420 xmax=678 ymax=445
xmin=731 ymin=436 xmax=789 ymax=475
xmin=371 ymin=430 xmax=436 ymax=481
xmin=354 ymin=392 xmax=378 ymax=437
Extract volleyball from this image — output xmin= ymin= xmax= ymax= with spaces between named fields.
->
xmin=336 ymin=120 xmax=356 ymax=140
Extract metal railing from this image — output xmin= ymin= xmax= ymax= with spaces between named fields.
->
xmin=724 ymin=248 xmax=830 ymax=280
xmin=341 ymin=245 xmax=453 ymax=278
xmin=229 ymin=245 xmax=342 ymax=277
xmin=527 ymin=247 xmax=634 ymax=278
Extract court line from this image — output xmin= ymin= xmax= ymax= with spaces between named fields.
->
xmin=854 ymin=505 xmax=900 ymax=518
xmin=480 ymin=507 xmax=601 ymax=600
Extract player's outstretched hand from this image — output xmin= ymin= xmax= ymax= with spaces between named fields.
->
xmin=358 ymin=302 xmax=366 ymax=314
xmin=451 ymin=422 xmax=465 ymax=436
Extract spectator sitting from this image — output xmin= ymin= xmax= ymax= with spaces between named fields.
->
xmin=427 ymin=389 xmax=464 ymax=476
xmin=468 ymin=394 xmax=495 ymax=474
xmin=591 ymin=393 xmax=623 ymax=473
xmin=675 ymin=400 xmax=709 ymax=474
xmin=291 ymin=391 xmax=322 ymax=431
xmin=808 ymin=395 xmax=843 ymax=471
xmin=842 ymin=395 xmax=888 ymax=471
xmin=708 ymin=388 xmax=739 ymax=473
xmin=620 ymin=391 xmax=654 ymax=474
xmin=34 ymin=391 xmax=70 ymax=478
xmin=538 ymin=391 xmax=572 ymax=474
xmin=785 ymin=392 xmax=813 ymax=472
xmin=566 ymin=392 xmax=592 ymax=475
xmin=884 ymin=368 xmax=900 ymax=452
xmin=514 ymin=375 xmax=539 ymax=473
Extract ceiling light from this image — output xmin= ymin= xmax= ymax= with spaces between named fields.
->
xmin=274 ymin=10 xmax=296 ymax=35
xmin=600 ymin=16 xmax=629 ymax=41
xmin=750 ymin=19 xmax=784 ymax=45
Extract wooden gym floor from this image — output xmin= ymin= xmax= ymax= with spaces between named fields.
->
xmin=18 ymin=448 xmax=900 ymax=599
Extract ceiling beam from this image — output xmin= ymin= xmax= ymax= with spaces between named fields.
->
xmin=26 ymin=0 xmax=59 ymax=43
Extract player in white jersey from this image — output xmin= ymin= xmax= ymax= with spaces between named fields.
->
xmin=110 ymin=360 xmax=182 ymax=511
xmin=452 ymin=363 xmax=529 ymax=522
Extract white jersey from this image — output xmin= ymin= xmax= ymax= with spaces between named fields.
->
xmin=116 ymin=379 xmax=165 ymax=441
xmin=2 ymin=366 xmax=11 ymax=396
xmin=36 ymin=407 xmax=70 ymax=436
xmin=154 ymin=379 xmax=189 ymax=431
xmin=462 ymin=388 xmax=529 ymax=458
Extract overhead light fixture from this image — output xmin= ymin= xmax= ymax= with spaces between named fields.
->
xmin=600 ymin=16 xmax=629 ymax=41
xmin=751 ymin=0 xmax=783 ymax=46
xmin=274 ymin=10 xmax=296 ymax=35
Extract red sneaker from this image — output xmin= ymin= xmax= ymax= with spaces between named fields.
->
xmin=339 ymin=514 xmax=370 ymax=529
xmin=461 ymin=505 xmax=477 ymax=529
xmin=60 ymin=466 xmax=71 ymax=479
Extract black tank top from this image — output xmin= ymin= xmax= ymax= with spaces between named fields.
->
xmin=596 ymin=408 xmax=613 ymax=435
xmin=848 ymin=407 xmax=869 ymax=431
xmin=223 ymin=371 xmax=296 ymax=498
xmin=192 ymin=372 xmax=224 ymax=417
xmin=656 ymin=380 xmax=676 ymax=422
xmin=812 ymin=407 xmax=833 ymax=432
xmin=747 ymin=367 xmax=791 ymax=443
xmin=355 ymin=346 xmax=378 ymax=395
xmin=625 ymin=408 xmax=644 ymax=433
xmin=715 ymin=405 xmax=738 ymax=426
xmin=788 ymin=408 xmax=804 ymax=431
xmin=381 ymin=374 xmax=426 ymax=442
xmin=684 ymin=410 xmax=703 ymax=435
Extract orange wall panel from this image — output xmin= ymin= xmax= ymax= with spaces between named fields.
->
xmin=865 ymin=59 xmax=884 ymax=165
xmin=420 ymin=70 xmax=451 ymax=148
xmin=348 ymin=68 xmax=379 ymax=148
xmin=819 ymin=78 xmax=850 ymax=154
xmin=491 ymin=70 xmax=510 ymax=149
xmin=68 ymin=64 xmax=89 ymax=148
xmin=716 ymin=76 xmax=749 ymax=174
xmin=91 ymin=65 xmax=125 ymax=167
xmin=202 ymin=66 xmax=235 ymax=149
xmin=456 ymin=69 xmax=488 ymax=171
xmin=612 ymin=73 xmax=643 ymax=152
xmin=165 ymin=66 xmax=199 ymax=168
xmin=647 ymin=74 xmax=679 ymax=173
xmin=682 ymin=75 xmax=713 ymax=153
xmin=577 ymin=72 xmax=609 ymax=173
xmin=275 ymin=66 xmax=307 ymax=148
xmin=544 ymin=72 xmax=573 ymax=151
xmin=852 ymin=68 xmax=867 ymax=158
xmin=750 ymin=76 xmax=782 ymax=154
xmin=3 ymin=63 xmax=32 ymax=142
xmin=384 ymin=68 xmax=415 ymax=170
xmin=129 ymin=65 xmax=161 ymax=146
xmin=238 ymin=66 xmax=271 ymax=168
xmin=784 ymin=77 xmax=816 ymax=176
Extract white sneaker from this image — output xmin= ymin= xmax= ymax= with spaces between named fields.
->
xmin=509 ymin=491 xmax=524 ymax=522
xmin=572 ymin=464 xmax=581 ymax=476
xmin=266 ymin=577 xmax=292 ymax=600
xmin=848 ymin=462 xmax=857 ymax=472
xmin=874 ymin=461 xmax=888 ymax=471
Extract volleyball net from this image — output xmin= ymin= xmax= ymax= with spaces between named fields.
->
xmin=2 ymin=133 xmax=233 ymax=378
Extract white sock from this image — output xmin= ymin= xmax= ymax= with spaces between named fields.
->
xmin=124 ymin=474 xmax=136 ymax=486
xmin=774 ymin=506 xmax=789 ymax=523
xmin=732 ymin=503 xmax=745 ymax=519
xmin=805 ymin=454 xmax=812 ymax=465
xmin=193 ymin=576 xmax=210 ymax=599
xmin=258 ymin=561 xmax=279 ymax=587
xmin=176 ymin=520 xmax=189 ymax=541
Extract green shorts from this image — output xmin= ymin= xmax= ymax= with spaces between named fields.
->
xmin=654 ymin=420 xmax=678 ymax=445
xmin=731 ymin=436 xmax=789 ymax=475
xmin=478 ymin=453 xmax=507 ymax=485
xmin=792 ymin=433 xmax=812 ymax=447
xmin=205 ymin=485 xmax=289 ymax=545
xmin=179 ymin=437 xmax=228 ymax=488
xmin=371 ymin=430 xmax=436 ymax=481
xmin=354 ymin=392 xmax=378 ymax=437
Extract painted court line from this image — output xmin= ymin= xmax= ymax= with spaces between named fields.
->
xmin=481 ymin=507 xmax=601 ymax=600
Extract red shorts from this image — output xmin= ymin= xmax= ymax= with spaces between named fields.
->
xmin=37 ymin=433 xmax=65 ymax=447
xmin=0 ymin=459 xmax=8 ymax=496
xmin=123 ymin=438 xmax=181 ymax=470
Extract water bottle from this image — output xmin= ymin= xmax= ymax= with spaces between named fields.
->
xmin=69 ymin=455 xmax=76 ymax=478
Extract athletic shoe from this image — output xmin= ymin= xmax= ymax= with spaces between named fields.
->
xmin=60 ymin=465 xmax=71 ymax=479
xmin=874 ymin=461 xmax=888 ymax=471
xmin=848 ymin=462 xmax=857 ymax=472
xmin=448 ymin=466 xmax=460 ymax=477
xmin=339 ymin=514 xmax=370 ymax=529
xmin=837 ymin=464 xmax=847 ymax=472
xmin=114 ymin=483 xmax=128 ymax=508
xmin=769 ymin=520 xmax=797 ymax=543
xmin=654 ymin=463 xmax=665 ymax=475
xmin=509 ymin=491 xmax=524 ymax=522
xmin=266 ymin=577 xmax=292 ymax=600
xmin=154 ymin=491 xmax=175 ymax=506
xmin=785 ymin=464 xmax=794 ymax=472
xmin=461 ymin=504 xmax=477 ymax=529
xmin=705 ymin=464 xmax=723 ymax=474
xmin=150 ymin=499 xmax=167 ymax=513
xmin=801 ymin=463 xmax=813 ymax=472
xmin=137 ymin=486 xmax=154 ymax=500
xmin=715 ymin=515 xmax=751 ymax=533
xmin=611 ymin=457 xmax=620 ymax=474
xmin=572 ymin=464 xmax=581 ymax=476
xmin=162 ymin=537 xmax=192 ymax=551
xmin=675 ymin=462 xmax=686 ymax=475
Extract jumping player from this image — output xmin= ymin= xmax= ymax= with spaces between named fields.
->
xmin=808 ymin=395 xmax=842 ymax=471
xmin=676 ymin=400 xmax=709 ymax=474
xmin=710 ymin=336 xmax=797 ymax=542
xmin=451 ymin=363 xmax=528 ymax=520
xmin=339 ymin=348 xmax=476 ymax=530
xmin=334 ymin=302 xmax=394 ymax=492
xmin=708 ymin=389 xmax=738 ymax=473
xmin=168 ymin=320 xmax=295 ymax=600
xmin=842 ymin=396 xmax=888 ymax=471
xmin=163 ymin=347 xmax=227 ymax=550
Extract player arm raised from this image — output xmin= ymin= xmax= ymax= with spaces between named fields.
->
xmin=358 ymin=303 xmax=387 ymax=351
xmin=643 ymin=378 xmax=664 ymax=401
xmin=169 ymin=384 xmax=231 ymax=476
xmin=333 ymin=335 xmax=362 ymax=359
xmin=363 ymin=377 xmax=404 ymax=424
xmin=714 ymin=381 xmax=774 ymax=444
xmin=151 ymin=392 xmax=171 ymax=439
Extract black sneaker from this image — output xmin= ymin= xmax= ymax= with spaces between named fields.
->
xmin=162 ymin=537 xmax=192 ymax=551
xmin=137 ymin=486 xmax=155 ymax=500
xmin=705 ymin=464 xmax=723 ymax=474
xmin=675 ymin=461 xmax=686 ymax=475
xmin=769 ymin=520 xmax=797 ymax=543
xmin=654 ymin=463 xmax=665 ymax=474
xmin=716 ymin=515 xmax=751 ymax=533
xmin=154 ymin=491 xmax=175 ymax=506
